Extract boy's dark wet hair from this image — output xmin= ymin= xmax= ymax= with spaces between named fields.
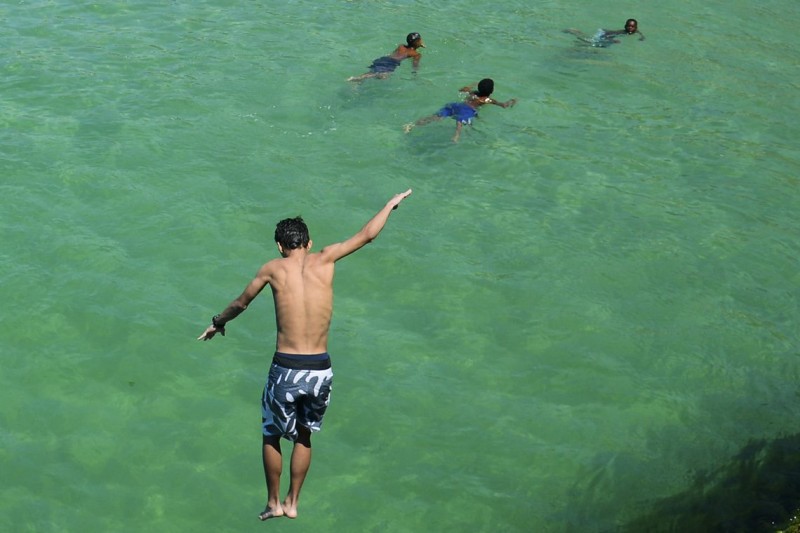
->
xmin=625 ymin=19 xmax=638 ymax=32
xmin=476 ymin=78 xmax=494 ymax=97
xmin=274 ymin=217 xmax=310 ymax=250
xmin=406 ymin=32 xmax=422 ymax=46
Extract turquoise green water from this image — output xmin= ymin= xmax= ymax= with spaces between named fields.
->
xmin=2 ymin=1 xmax=799 ymax=532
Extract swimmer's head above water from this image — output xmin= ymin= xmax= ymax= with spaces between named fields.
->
xmin=624 ymin=19 xmax=638 ymax=34
xmin=476 ymin=78 xmax=494 ymax=97
xmin=406 ymin=32 xmax=425 ymax=48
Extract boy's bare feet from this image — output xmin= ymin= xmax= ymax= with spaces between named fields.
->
xmin=258 ymin=505 xmax=284 ymax=521
xmin=282 ymin=498 xmax=298 ymax=519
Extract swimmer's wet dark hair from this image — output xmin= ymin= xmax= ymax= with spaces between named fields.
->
xmin=406 ymin=32 xmax=421 ymax=46
xmin=476 ymin=78 xmax=494 ymax=97
xmin=274 ymin=216 xmax=310 ymax=250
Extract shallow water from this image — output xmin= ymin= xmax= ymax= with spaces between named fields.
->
xmin=2 ymin=1 xmax=799 ymax=532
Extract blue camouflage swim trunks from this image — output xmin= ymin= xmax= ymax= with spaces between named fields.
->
xmin=436 ymin=102 xmax=478 ymax=124
xmin=262 ymin=352 xmax=333 ymax=442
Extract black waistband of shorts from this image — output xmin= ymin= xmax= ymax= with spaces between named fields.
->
xmin=273 ymin=352 xmax=331 ymax=370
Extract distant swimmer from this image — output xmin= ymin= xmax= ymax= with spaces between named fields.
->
xmin=347 ymin=32 xmax=425 ymax=82
xmin=403 ymin=79 xmax=517 ymax=143
xmin=563 ymin=18 xmax=645 ymax=47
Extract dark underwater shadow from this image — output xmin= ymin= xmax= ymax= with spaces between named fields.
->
xmin=619 ymin=433 xmax=800 ymax=533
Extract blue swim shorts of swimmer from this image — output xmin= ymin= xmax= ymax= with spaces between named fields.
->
xmin=369 ymin=56 xmax=401 ymax=73
xmin=261 ymin=352 xmax=333 ymax=442
xmin=436 ymin=102 xmax=478 ymax=124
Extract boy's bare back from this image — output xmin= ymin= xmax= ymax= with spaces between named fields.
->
xmin=262 ymin=252 xmax=335 ymax=355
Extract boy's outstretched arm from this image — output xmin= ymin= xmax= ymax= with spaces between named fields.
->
xmin=319 ymin=190 xmax=413 ymax=263
xmin=197 ymin=264 xmax=271 ymax=341
xmin=491 ymin=98 xmax=517 ymax=108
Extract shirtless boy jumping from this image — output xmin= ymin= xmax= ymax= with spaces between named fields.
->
xmin=198 ymin=189 xmax=412 ymax=521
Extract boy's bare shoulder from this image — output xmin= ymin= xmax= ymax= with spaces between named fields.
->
xmin=392 ymin=44 xmax=420 ymax=59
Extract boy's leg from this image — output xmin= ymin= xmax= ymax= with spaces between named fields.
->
xmin=282 ymin=425 xmax=312 ymax=519
xmin=404 ymin=114 xmax=442 ymax=133
xmin=259 ymin=435 xmax=285 ymax=520
xmin=453 ymin=121 xmax=464 ymax=142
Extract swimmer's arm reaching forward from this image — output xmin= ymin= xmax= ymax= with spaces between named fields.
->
xmin=604 ymin=28 xmax=645 ymax=41
xmin=472 ymin=93 xmax=517 ymax=108
xmin=487 ymin=97 xmax=517 ymax=108
xmin=411 ymin=51 xmax=422 ymax=71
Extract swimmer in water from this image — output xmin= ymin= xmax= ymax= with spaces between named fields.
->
xmin=563 ymin=18 xmax=645 ymax=47
xmin=403 ymin=78 xmax=517 ymax=143
xmin=347 ymin=33 xmax=425 ymax=82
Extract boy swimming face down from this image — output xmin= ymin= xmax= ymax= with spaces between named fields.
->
xmin=347 ymin=32 xmax=425 ymax=82
xmin=403 ymin=78 xmax=517 ymax=142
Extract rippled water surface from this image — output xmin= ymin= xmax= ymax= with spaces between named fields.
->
xmin=2 ymin=1 xmax=799 ymax=531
